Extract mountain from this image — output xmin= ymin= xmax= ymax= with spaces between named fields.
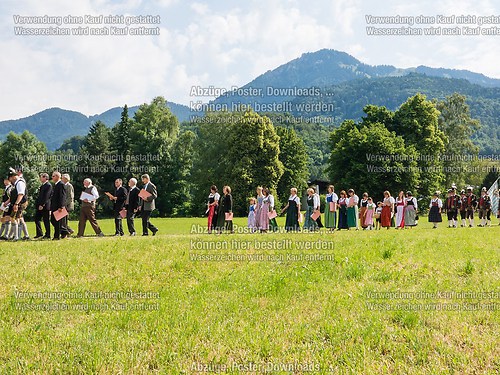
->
xmin=214 ymin=49 xmax=500 ymax=107
xmin=212 ymin=49 xmax=499 ymax=154
xmin=0 ymin=102 xmax=192 ymax=150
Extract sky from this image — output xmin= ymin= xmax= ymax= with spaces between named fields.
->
xmin=1 ymin=0 xmax=500 ymax=120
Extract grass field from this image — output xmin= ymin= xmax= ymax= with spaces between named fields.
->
xmin=1 ymin=216 xmax=499 ymax=374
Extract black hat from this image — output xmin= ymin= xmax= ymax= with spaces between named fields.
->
xmin=7 ymin=169 xmax=17 ymax=177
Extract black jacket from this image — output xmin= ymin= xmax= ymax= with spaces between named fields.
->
xmin=50 ymin=181 xmax=66 ymax=211
xmin=36 ymin=181 xmax=53 ymax=210
xmin=126 ymin=186 xmax=140 ymax=212
xmin=114 ymin=186 xmax=127 ymax=212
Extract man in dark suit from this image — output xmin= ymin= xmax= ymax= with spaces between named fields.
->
xmin=61 ymin=174 xmax=75 ymax=236
xmin=107 ymin=178 xmax=127 ymax=236
xmin=138 ymin=174 xmax=158 ymax=236
xmin=34 ymin=173 xmax=52 ymax=239
xmin=125 ymin=177 xmax=140 ymax=236
xmin=50 ymin=171 xmax=67 ymax=240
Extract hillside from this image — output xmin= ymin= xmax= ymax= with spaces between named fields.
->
xmin=0 ymin=102 xmax=192 ymax=150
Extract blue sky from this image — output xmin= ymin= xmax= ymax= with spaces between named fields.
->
xmin=1 ymin=0 xmax=499 ymax=120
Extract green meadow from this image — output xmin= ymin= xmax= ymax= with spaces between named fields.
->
xmin=1 ymin=217 xmax=499 ymax=374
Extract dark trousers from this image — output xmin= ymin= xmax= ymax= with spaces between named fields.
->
xmin=35 ymin=209 xmax=51 ymax=237
xmin=78 ymin=205 xmax=102 ymax=236
xmin=114 ymin=216 xmax=124 ymax=235
xmin=51 ymin=212 xmax=62 ymax=239
xmin=127 ymin=210 xmax=136 ymax=234
xmin=141 ymin=210 xmax=157 ymax=235
xmin=447 ymin=209 xmax=458 ymax=221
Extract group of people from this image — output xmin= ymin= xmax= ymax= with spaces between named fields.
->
xmin=428 ymin=185 xmax=497 ymax=229
xmin=205 ymin=184 xmax=499 ymax=234
xmin=0 ymin=168 xmax=159 ymax=241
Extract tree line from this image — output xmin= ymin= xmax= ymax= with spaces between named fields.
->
xmin=0 ymin=93 xmax=496 ymax=219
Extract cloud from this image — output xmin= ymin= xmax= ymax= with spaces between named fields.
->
xmin=0 ymin=0 xmax=499 ymax=121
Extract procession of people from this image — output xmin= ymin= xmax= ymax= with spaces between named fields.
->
xmin=0 ymin=169 xmax=159 ymax=241
xmin=204 ymin=183 xmax=499 ymax=234
xmin=0 ymin=166 xmax=498 ymax=241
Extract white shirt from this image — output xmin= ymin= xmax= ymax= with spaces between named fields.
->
xmin=313 ymin=194 xmax=320 ymax=209
xmin=349 ymin=194 xmax=359 ymax=207
xmin=88 ymin=185 xmax=99 ymax=199
xmin=429 ymin=198 xmax=443 ymax=208
xmin=288 ymin=194 xmax=300 ymax=205
xmin=14 ymin=179 xmax=26 ymax=195
xmin=326 ymin=192 xmax=338 ymax=203
xmin=208 ymin=192 xmax=220 ymax=202
xmin=265 ymin=194 xmax=275 ymax=209
xmin=406 ymin=196 xmax=418 ymax=210
xmin=384 ymin=196 xmax=395 ymax=206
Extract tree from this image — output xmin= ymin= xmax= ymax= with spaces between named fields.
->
xmin=129 ymin=97 xmax=181 ymax=216
xmin=275 ymin=126 xmax=309 ymax=205
xmin=392 ymin=94 xmax=446 ymax=197
xmin=435 ymin=93 xmax=481 ymax=188
xmin=156 ymin=130 xmax=195 ymax=216
xmin=111 ymin=104 xmax=133 ymax=179
xmin=226 ymin=110 xmax=284 ymax=214
xmin=190 ymin=110 xmax=284 ymax=216
xmin=190 ymin=111 xmax=235 ymax=215
xmin=327 ymin=120 xmax=420 ymax=201
xmin=0 ymin=131 xmax=50 ymax=219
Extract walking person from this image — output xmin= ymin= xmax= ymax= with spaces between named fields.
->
xmin=50 ymin=171 xmax=67 ymax=240
xmin=77 ymin=178 xmax=104 ymax=237
xmin=404 ymin=191 xmax=418 ymax=228
xmin=381 ymin=191 xmax=395 ymax=229
xmin=216 ymin=186 xmax=233 ymax=233
xmin=34 ymin=173 xmax=52 ymax=239
xmin=359 ymin=192 xmax=369 ymax=229
xmin=207 ymin=185 xmax=220 ymax=234
xmin=0 ymin=178 xmax=13 ymax=239
xmin=303 ymin=188 xmax=318 ymax=231
xmin=337 ymin=190 xmax=348 ymax=230
xmin=125 ymin=178 xmax=140 ymax=236
xmin=395 ymin=191 xmax=406 ymax=229
xmin=324 ymin=185 xmax=337 ymax=231
xmin=347 ymin=189 xmax=359 ymax=230
xmin=107 ymin=178 xmax=127 ymax=236
xmin=429 ymin=191 xmax=443 ymax=229
xmin=61 ymin=174 xmax=75 ymax=236
xmin=138 ymin=174 xmax=158 ymax=236
xmin=264 ymin=188 xmax=278 ymax=232
xmin=281 ymin=187 xmax=301 ymax=232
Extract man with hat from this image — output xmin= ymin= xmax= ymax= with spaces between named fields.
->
xmin=465 ymin=186 xmax=477 ymax=227
xmin=445 ymin=187 xmax=460 ymax=228
xmin=6 ymin=167 xmax=27 ymax=240
xmin=477 ymin=187 xmax=492 ymax=227
xmin=15 ymin=166 xmax=30 ymax=240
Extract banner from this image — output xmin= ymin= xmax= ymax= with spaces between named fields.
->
xmin=487 ymin=178 xmax=499 ymax=216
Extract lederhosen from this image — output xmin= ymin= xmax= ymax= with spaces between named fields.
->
xmin=446 ymin=195 xmax=459 ymax=221
xmin=465 ymin=194 xmax=476 ymax=219
xmin=2 ymin=184 xmax=12 ymax=217
xmin=8 ymin=179 xmax=27 ymax=219
xmin=459 ymin=196 xmax=467 ymax=220
xmin=478 ymin=195 xmax=491 ymax=220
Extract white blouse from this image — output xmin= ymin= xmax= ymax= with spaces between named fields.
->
xmin=429 ymin=198 xmax=443 ymax=208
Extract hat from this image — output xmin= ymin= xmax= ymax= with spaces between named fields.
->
xmin=482 ymin=187 xmax=487 ymax=192
xmin=460 ymin=189 xmax=465 ymax=194
xmin=433 ymin=191 xmax=440 ymax=196
xmin=447 ymin=188 xmax=453 ymax=193
xmin=466 ymin=186 xmax=473 ymax=191
xmin=406 ymin=191 xmax=412 ymax=196
xmin=451 ymin=184 xmax=457 ymax=190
